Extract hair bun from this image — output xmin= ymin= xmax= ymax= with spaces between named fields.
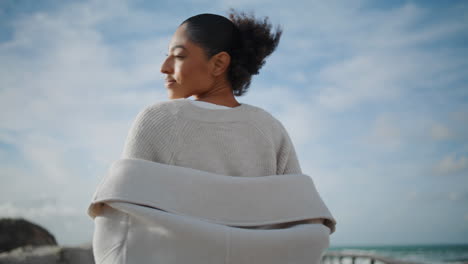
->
xmin=227 ymin=9 xmax=282 ymax=95
xmin=228 ymin=9 xmax=282 ymax=75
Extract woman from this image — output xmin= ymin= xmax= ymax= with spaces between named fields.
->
xmin=90 ymin=9 xmax=336 ymax=264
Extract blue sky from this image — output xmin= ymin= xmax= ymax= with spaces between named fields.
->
xmin=0 ymin=0 xmax=467 ymax=247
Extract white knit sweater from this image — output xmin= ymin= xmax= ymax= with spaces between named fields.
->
xmin=120 ymin=98 xmax=302 ymax=177
xmin=90 ymin=99 xmax=336 ymax=263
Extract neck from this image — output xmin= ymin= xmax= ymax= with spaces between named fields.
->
xmin=193 ymin=79 xmax=240 ymax=107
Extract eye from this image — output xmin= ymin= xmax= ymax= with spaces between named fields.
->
xmin=164 ymin=53 xmax=184 ymax=59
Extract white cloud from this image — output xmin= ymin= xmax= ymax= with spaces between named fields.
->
xmin=367 ymin=113 xmax=401 ymax=152
xmin=259 ymin=1 xmax=467 ymax=111
xmin=0 ymin=0 xmax=174 ymax=245
xmin=433 ymin=154 xmax=468 ymax=176
xmin=316 ymin=54 xmax=401 ymax=110
xmin=0 ymin=202 xmax=82 ymax=218
xmin=1 ymin=0 xmax=468 ymax=246
xmin=431 ymin=122 xmax=453 ymax=141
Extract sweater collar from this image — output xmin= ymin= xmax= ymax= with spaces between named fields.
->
xmin=175 ymin=98 xmax=260 ymax=122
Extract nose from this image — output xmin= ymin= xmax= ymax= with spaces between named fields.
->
xmin=160 ymin=56 xmax=173 ymax=74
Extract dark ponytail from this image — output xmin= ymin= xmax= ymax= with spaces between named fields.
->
xmin=181 ymin=9 xmax=282 ymax=96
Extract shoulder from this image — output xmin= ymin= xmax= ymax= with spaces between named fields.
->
xmin=136 ymin=100 xmax=184 ymax=120
xmin=121 ymin=100 xmax=182 ymax=162
xmin=242 ymin=104 xmax=288 ymax=142
xmin=129 ymin=100 xmax=184 ymax=131
xmin=248 ymin=104 xmax=286 ymax=130
xmin=139 ymin=100 xmax=182 ymax=116
xmin=242 ymin=103 xmax=275 ymax=122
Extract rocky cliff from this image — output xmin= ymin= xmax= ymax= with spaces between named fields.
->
xmin=0 ymin=218 xmax=94 ymax=264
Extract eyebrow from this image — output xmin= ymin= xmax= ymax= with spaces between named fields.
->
xmin=169 ymin=45 xmax=186 ymax=52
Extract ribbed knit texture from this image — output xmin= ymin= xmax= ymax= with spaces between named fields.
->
xmin=120 ymin=99 xmax=302 ymax=177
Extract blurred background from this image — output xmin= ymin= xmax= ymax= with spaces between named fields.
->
xmin=0 ymin=0 xmax=467 ymax=262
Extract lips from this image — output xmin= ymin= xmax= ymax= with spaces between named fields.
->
xmin=165 ymin=79 xmax=176 ymax=86
xmin=165 ymin=78 xmax=176 ymax=87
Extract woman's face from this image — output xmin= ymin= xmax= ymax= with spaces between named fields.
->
xmin=160 ymin=23 xmax=215 ymax=99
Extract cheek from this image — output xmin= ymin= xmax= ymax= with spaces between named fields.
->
xmin=180 ymin=61 xmax=211 ymax=84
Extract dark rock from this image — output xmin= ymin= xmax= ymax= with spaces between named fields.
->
xmin=0 ymin=218 xmax=57 ymax=254
xmin=0 ymin=245 xmax=95 ymax=264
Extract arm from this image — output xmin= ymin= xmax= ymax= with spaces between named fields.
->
xmin=276 ymin=121 xmax=302 ymax=175
xmin=275 ymin=122 xmax=327 ymax=226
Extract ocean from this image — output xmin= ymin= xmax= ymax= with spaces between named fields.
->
xmin=326 ymin=244 xmax=468 ymax=264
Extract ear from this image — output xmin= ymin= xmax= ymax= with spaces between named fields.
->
xmin=210 ymin=51 xmax=231 ymax=77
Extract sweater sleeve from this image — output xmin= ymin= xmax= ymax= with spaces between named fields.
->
xmin=120 ymin=103 xmax=176 ymax=164
xmin=276 ymin=121 xmax=302 ymax=175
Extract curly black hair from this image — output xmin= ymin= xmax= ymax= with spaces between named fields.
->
xmin=180 ymin=9 xmax=282 ymax=96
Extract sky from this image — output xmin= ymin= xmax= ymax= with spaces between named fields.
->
xmin=0 ymin=0 xmax=467 ymax=247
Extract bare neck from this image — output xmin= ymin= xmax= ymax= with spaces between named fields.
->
xmin=192 ymin=78 xmax=240 ymax=107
